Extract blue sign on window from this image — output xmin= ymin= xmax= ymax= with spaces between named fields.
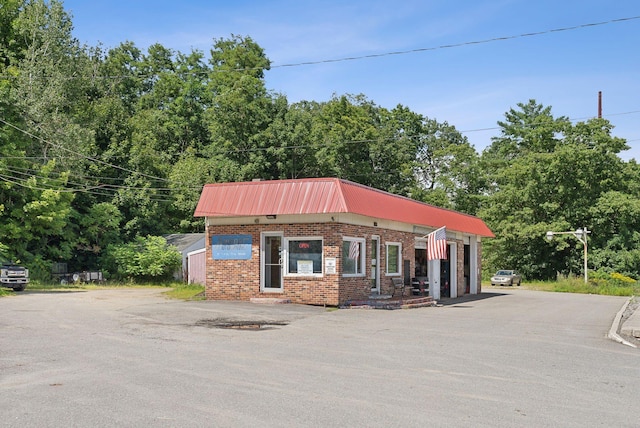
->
xmin=211 ymin=234 xmax=252 ymax=260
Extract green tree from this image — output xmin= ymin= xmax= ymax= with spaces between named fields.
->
xmin=408 ymin=116 xmax=483 ymax=213
xmin=255 ymin=100 xmax=322 ymax=180
xmin=204 ymin=35 xmax=278 ymax=180
xmin=480 ymin=100 xmax=630 ymax=279
xmin=588 ymin=189 xmax=640 ymax=277
xmin=0 ymin=1 xmax=91 ymax=276
xmin=98 ymin=43 xmax=211 ymax=237
xmin=168 ymin=149 xmax=245 ymax=232
xmin=73 ymin=202 xmax=123 ymax=270
xmin=308 ymin=94 xmax=378 ymax=183
xmin=0 ymin=0 xmax=26 ymax=68
xmin=0 ymin=161 xmax=75 ymax=278
xmin=12 ymin=0 xmax=95 ymax=167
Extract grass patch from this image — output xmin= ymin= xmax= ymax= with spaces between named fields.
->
xmin=164 ymin=284 xmax=205 ymax=300
xmin=1 ymin=280 xmax=203 ymax=299
xmin=487 ymin=277 xmax=639 ymax=296
xmin=25 ymin=280 xmax=87 ymax=291
xmin=19 ymin=280 xmax=183 ymax=292
xmin=517 ymin=281 xmax=556 ymax=292
xmin=553 ymin=278 xmax=638 ymax=296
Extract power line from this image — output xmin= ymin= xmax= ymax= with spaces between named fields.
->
xmin=1 ymin=99 xmax=637 ymax=198
xmin=1 ymin=164 xmax=200 ymax=192
xmin=272 ymin=16 xmax=640 ymax=69
xmin=2 ymin=107 xmax=638 ymax=165
xmin=0 ymin=15 xmax=637 ymax=80
xmin=460 ymin=110 xmax=640 ymax=136
xmin=0 ymin=117 xmax=171 ymax=184
xmin=0 ymin=172 xmax=177 ymax=202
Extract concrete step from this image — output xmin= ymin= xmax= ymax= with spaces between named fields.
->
xmin=342 ymin=296 xmax=436 ymax=309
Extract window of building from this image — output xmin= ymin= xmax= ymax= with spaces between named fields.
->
xmin=386 ymin=242 xmax=401 ymax=275
xmin=342 ymin=237 xmax=365 ymax=276
xmin=284 ymin=237 xmax=323 ymax=276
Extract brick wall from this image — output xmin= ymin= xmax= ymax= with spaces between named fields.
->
xmin=204 ymin=222 xmax=421 ymax=306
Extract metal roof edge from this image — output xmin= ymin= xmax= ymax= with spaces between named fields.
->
xmin=195 ymin=178 xmax=494 ymax=237
xmin=334 ymin=178 xmax=494 ymax=235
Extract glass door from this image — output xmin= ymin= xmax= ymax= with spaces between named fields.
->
xmin=262 ymin=233 xmax=282 ymax=291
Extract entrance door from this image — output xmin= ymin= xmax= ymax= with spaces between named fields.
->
xmin=370 ymin=236 xmax=380 ymax=293
xmin=438 ymin=243 xmax=457 ymax=298
xmin=440 ymin=258 xmax=451 ymax=298
xmin=262 ymin=233 xmax=282 ymax=291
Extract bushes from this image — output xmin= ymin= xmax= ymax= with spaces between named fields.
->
xmin=552 ymin=270 xmax=640 ymax=296
xmin=101 ymin=236 xmax=181 ymax=281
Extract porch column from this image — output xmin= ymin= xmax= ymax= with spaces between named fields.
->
xmin=429 ymin=258 xmax=441 ymax=300
xmin=470 ymin=236 xmax=478 ymax=294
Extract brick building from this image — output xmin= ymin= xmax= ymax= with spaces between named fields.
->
xmin=194 ymin=178 xmax=494 ymax=306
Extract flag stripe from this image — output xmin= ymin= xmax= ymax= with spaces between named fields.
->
xmin=349 ymin=240 xmax=360 ymax=260
xmin=427 ymin=226 xmax=447 ymax=260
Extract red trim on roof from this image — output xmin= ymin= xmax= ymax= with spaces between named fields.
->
xmin=194 ymin=178 xmax=494 ymax=237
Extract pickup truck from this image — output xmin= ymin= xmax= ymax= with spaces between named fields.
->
xmin=0 ymin=261 xmax=29 ymax=291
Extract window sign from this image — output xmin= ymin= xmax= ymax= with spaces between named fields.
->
xmin=297 ymin=260 xmax=314 ymax=274
xmin=286 ymin=238 xmax=323 ymax=274
xmin=325 ymin=257 xmax=336 ymax=274
xmin=212 ymin=234 xmax=252 ymax=260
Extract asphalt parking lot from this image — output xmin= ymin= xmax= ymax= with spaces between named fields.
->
xmin=1 ymin=288 xmax=639 ymax=427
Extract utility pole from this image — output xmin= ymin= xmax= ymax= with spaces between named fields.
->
xmin=598 ymin=91 xmax=602 ymax=118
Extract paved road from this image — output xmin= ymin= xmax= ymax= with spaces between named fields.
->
xmin=1 ymin=288 xmax=638 ymax=427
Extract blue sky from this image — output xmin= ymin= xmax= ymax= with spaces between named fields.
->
xmin=62 ymin=0 xmax=640 ymax=160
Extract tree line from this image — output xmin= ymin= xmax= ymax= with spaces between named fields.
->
xmin=1 ymin=0 xmax=638 ymax=281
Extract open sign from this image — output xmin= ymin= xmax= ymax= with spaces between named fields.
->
xmin=298 ymin=242 xmax=310 ymax=249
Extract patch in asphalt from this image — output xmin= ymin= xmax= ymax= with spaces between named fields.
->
xmin=195 ymin=318 xmax=289 ymax=330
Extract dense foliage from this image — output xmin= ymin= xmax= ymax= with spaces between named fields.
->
xmin=479 ymin=100 xmax=639 ymax=279
xmin=101 ymin=236 xmax=182 ymax=281
xmin=0 ymin=1 xmax=638 ymax=282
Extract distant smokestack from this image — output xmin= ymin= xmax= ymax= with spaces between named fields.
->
xmin=598 ymin=91 xmax=602 ymax=118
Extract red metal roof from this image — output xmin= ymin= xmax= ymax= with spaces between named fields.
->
xmin=194 ymin=178 xmax=494 ymax=237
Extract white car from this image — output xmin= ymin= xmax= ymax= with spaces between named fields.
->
xmin=491 ymin=270 xmax=521 ymax=286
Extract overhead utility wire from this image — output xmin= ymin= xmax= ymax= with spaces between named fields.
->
xmin=0 ymin=160 xmax=200 ymax=197
xmin=2 ymin=105 xmax=637 ymax=164
xmin=0 ymin=161 xmax=197 ymax=190
xmin=0 ymin=15 xmax=637 ymax=81
xmin=459 ymin=109 xmax=640 ymax=136
xmin=0 ymin=172 xmax=177 ymax=202
xmin=0 ymin=117 xmax=171 ymax=184
xmin=0 ymin=165 xmax=179 ymax=194
xmin=2 ymin=164 xmax=196 ymax=192
xmin=1 ymin=107 xmax=637 ymax=171
xmin=272 ymin=16 xmax=640 ymax=68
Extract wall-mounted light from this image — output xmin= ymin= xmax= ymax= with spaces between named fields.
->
xmin=373 ymin=221 xmax=378 ymax=227
xmin=266 ymin=214 xmax=277 ymax=219
xmin=254 ymin=218 xmax=260 ymax=224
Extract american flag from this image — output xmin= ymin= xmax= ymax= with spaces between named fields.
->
xmin=427 ymin=226 xmax=447 ymax=260
xmin=348 ymin=241 xmax=360 ymax=260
